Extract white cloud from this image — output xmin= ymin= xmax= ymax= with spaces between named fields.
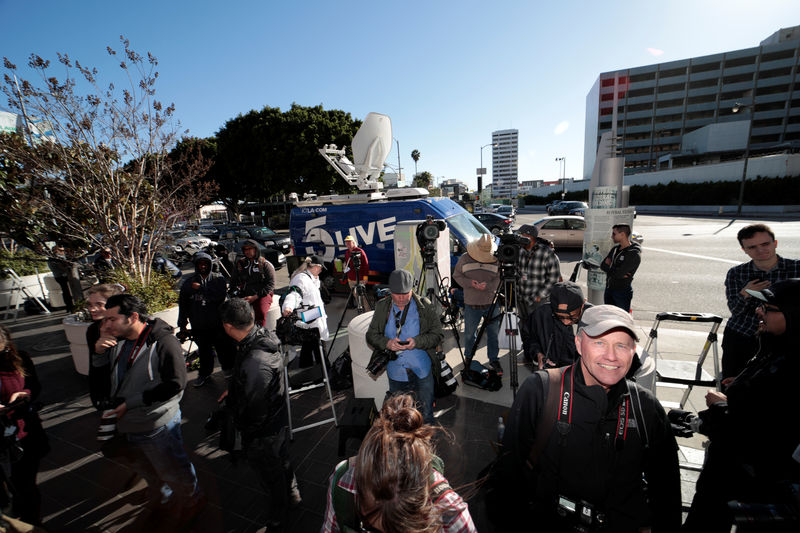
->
xmin=647 ymin=47 xmax=664 ymax=57
xmin=554 ymin=121 xmax=569 ymax=135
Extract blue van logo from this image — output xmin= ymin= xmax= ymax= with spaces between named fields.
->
xmin=303 ymin=215 xmax=397 ymax=261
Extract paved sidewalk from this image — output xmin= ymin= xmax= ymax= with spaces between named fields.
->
xmin=3 ymin=293 xmax=711 ymax=532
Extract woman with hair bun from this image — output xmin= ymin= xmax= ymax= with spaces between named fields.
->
xmin=321 ymin=394 xmax=476 ymax=533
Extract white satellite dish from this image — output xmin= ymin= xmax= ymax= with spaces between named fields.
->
xmin=318 ymin=112 xmax=392 ymax=191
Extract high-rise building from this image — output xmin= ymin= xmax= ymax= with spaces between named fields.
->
xmin=491 ymin=129 xmax=518 ymax=198
xmin=584 ymin=25 xmax=800 ymax=180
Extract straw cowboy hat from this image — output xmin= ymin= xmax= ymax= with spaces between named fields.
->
xmin=466 ymin=234 xmax=497 ymax=263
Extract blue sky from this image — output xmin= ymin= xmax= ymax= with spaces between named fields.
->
xmin=2 ymin=0 xmax=799 ymax=191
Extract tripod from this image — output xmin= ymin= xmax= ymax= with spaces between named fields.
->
xmin=471 ymin=263 xmax=522 ymax=397
xmin=324 ymin=254 xmax=369 ymax=361
xmin=413 ymin=253 xmax=466 ymax=365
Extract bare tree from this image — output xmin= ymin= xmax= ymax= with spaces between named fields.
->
xmin=0 ymin=37 xmax=214 ymax=284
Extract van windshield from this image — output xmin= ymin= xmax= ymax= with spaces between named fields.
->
xmin=447 ymin=212 xmax=491 ymax=242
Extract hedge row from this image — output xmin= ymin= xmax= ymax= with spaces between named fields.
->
xmin=523 ymin=175 xmax=800 ymax=206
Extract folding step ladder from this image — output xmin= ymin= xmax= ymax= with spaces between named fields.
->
xmin=1 ymin=268 xmax=51 ymax=321
xmin=643 ymin=312 xmax=722 ymax=410
xmin=282 ymin=335 xmax=338 ymax=440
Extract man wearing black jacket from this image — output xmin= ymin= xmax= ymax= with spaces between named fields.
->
xmin=219 ymin=298 xmax=300 ymax=531
xmin=600 ymin=224 xmax=641 ymax=312
xmin=231 ymin=239 xmax=275 ymax=327
xmin=524 ymin=281 xmax=589 ymax=369
xmin=178 ymin=253 xmax=232 ymax=387
xmin=495 ymin=305 xmax=681 ymax=532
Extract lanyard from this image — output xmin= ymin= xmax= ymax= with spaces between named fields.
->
xmin=393 ymin=302 xmax=411 ymax=339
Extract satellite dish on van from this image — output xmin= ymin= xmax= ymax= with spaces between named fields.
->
xmin=352 ymin=113 xmax=392 ymax=182
xmin=318 ymin=112 xmax=392 ymax=191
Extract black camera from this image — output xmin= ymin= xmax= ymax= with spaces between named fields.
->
xmin=557 ymin=496 xmax=606 ymax=532
xmin=495 ymin=233 xmax=530 ymax=265
xmin=416 ymin=216 xmax=446 ymax=260
xmin=668 ymin=409 xmax=702 ymax=438
xmin=366 ymin=348 xmax=397 ymax=377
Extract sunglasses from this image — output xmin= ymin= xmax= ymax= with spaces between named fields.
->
xmin=757 ymin=303 xmax=781 ymax=314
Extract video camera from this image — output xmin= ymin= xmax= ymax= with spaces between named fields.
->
xmin=416 ymin=216 xmax=446 ymax=262
xmin=495 ymin=232 xmax=530 ymax=266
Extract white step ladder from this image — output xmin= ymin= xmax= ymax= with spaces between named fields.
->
xmin=1 ymin=268 xmax=51 ymax=321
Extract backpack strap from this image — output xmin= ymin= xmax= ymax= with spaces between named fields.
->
xmin=527 ymin=366 xmax=568 ymax=470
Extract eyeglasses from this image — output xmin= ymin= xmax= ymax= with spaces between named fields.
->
xmin=758 ymin=304 xmax=781 ymax=314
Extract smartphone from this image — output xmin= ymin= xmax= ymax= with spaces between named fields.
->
xmin=397 ymin=340 xmax=410 ymax=346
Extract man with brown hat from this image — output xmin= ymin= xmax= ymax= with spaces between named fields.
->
xmin=524 ymin=280 xmax=589 ymax=369
xmin=492 ymin=304 xmax=681 ymax=531
xmin=453 ymin=234 xmax=503 ymax=375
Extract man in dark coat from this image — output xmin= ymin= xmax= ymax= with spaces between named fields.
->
xmin=231 ymin=239 xmax=275 ymax=327
xmin=525 ymin=281 xmax=590 ymax=368
xmin=178 ymin=253 xmax=232 ymax=387
xmin=219 ymin=298 xmax=300 ymax=531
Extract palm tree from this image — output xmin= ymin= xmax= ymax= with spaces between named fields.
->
xmin=411 ymin=149 xmax=421 ymax=178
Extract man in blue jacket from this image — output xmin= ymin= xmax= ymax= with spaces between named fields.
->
xmin=178 ymin=253 xmax=233 ymax=386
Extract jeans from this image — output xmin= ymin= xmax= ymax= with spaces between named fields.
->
xmin=463 ymin=305 xmax=501 ymax=362
xmin=125 ymin=411 xmax=199 ymax=505
xmin=194 ymin=326 xmax=234 ymax=377
xmin=388 ymin=368 xmax=434 ymax=424
xmin=604 ymin=287 xmax=633 ymax=312
xmin=244 ymin=427 xmax=295 ymax=527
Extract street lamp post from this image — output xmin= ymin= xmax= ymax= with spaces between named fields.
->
xmin=555 ymin=156 xmax=566 ymax=199
xmin=479 ymin=142 xmax=497 ymax=198
xmin=732 ymin=102 xmax=753 ymax=216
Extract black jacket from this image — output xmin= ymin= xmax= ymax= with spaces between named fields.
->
xmin=524 ymin=302 xmax=592 ymax=366
xmin=600 ymin=242 xmax=641 ymax=290
xmin=231 ymin=239 xmax=275 ymax=298
xmin=500 ymin=365 xmax=681 ymax=532
xmin=228 ymin=326 xmax=286 ymax=442
xmin=178 ymin=253 xmax=228 ymax=331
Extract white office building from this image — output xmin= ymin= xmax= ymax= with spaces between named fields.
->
xmin=491 ymin=129 xmax=518 ymax=198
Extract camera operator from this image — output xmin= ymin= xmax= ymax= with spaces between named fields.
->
xmin=524 ymin=281 xmax=590 ymax=369
xmin=491 ymin=305 xmax=681 ymax=532
xmin=365 ymin=270 xmax=444 ymax=424
xmin=515 ymin=224 xmax=561 ymax=348
xmin=343 ymin=235 xmax=370 ymax=311
xmin=453 ymin=234 xmax=503 ymax=375
xmin=684 ymin=279 xmax=800 ymax=532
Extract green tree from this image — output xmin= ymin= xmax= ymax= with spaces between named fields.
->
xmin=411 ymin=149 xmax=420 ymax=177
xmin=212 ymin=104 xmax=361 ymax=213
xmin=0 ymin=37 xmax=213 ymax=284
xmin=413 ymin=170 xmax=433 ymax=188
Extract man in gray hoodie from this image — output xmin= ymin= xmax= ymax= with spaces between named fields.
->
xmin=95 ymin=294 xmax=203 ymax=519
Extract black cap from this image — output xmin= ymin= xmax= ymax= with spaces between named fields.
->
xmin=308 ymin=255 xmax=325 ymax=269
xmin=517 ymin=224 xmax=538 ymax=237
xmin=746 ymin=278 xmax=800 ymax=309
xmin=550 ymin=281 xmax=585 ymax=312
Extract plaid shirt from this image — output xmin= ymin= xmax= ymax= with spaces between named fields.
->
xmin=321 ymin=458 xmax=477 ymax=533
xmin=516 ymin=244 xmax=561 ymax=304
xmin=724 ymin=255 xmax=800 ymax=336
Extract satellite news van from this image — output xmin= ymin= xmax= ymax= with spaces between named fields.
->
xmin=288 ymin=113 xmax=490 ymax=289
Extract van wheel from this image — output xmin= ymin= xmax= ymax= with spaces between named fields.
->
xmin=320 ymin=274 xmax=335 ymax=304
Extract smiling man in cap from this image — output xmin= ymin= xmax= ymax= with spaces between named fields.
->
xmin=492 ymin=304 xmax=681 ymax=531
xmin=365 ymin=269 xmax=444 ymax=424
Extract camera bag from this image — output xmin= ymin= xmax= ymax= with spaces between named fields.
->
xmin=461 ymin=359 xmax=502 ymax=391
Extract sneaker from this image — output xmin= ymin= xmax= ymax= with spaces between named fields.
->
xmin=193 ymin=375 xmax=211 ymax=388
xmin=489 ymin=360 xmax=504 ymax=376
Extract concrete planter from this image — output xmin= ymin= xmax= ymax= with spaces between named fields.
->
xmin=63 ymin=305 xmax=181 ymax=376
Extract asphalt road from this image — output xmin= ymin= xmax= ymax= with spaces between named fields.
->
xmin=515 ymin=213 xmax=800 ymax=325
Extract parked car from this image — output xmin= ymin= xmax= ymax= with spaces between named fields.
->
xmin=495 ymin=205 xmax=516 ymax=219
xmin=219 ymin=238 xmax=287 ymax=271
xmin=473 ymin=212 xmax=513 ymax=235
xmin=533 ymin=216 xmax=586 ymax=248
xmin=169 ymin=230 xmax=213 ymax=249
xmin=239 ymin=226 xmax=292 ymax=256
xmin=550 ymin=201 xmax=588 ymax=216
xmin=490 ymin=203 xmax=503 ymax=213
xmin=546 ymin=201 xmax=565 ymax=216
xmin=533 ymin=215 xmax=644 ymax=249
